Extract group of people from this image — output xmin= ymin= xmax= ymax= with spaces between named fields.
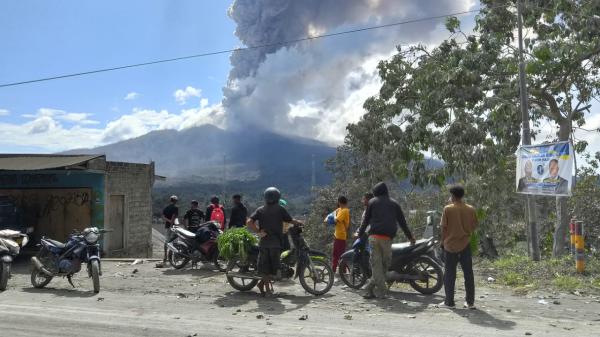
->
xmin=161 ymin=182 xmax=479 ymax=309
xmin=160 ymin=194 xmax=248 ymax=264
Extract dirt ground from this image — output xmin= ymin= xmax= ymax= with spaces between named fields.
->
xmin=1 ymin=256 xmax=599 ymax=337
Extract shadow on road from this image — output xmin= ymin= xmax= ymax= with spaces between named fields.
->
xmin=161 ymin=266 xmax=222 ymax=279
xmin=21 ymin=286 xmax=98 ymax=298
xmin=343 ymin=286 xmax=445 ymax=314
xmin=456 ymin=309 xmax=516 ymax=331
xmin=213 ymin=290 xmax=332 ymax=315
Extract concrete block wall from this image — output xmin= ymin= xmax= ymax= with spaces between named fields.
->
xmin=105 ymin=161 xmax=154 ymax=257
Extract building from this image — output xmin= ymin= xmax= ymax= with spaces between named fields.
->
xmin=0 ymin=154 xmax=157 ymax=257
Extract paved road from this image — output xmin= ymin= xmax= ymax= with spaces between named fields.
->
xmin=1 ymin=259 xmax=599 ymax=337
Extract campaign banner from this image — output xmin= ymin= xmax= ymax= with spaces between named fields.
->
xmin=516 ymin=141 xmax=573 ymax=196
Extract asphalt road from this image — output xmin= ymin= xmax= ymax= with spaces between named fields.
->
xmin=1 ymin=258 xmax=599 ymax=337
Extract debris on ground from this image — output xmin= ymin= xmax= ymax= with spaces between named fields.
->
xmin=487 ymin=277 xmax=496 ymax=282
xmin=177 ymin=293 xmax=187 ymax=299
xmin=131 ymin=259 xmax=144 ymax=265
xmin=132 ymin=268 xmax=139 ymax=274
xmin=256 ymin=314 xmax=264 ymax=319
xmin=538 ymin=299 xmax=549 ymax=305
xmin=344 ymin=315 xmax=353 ymax=320
xmin=97 ymin=297 xmax=104 ymax=302
xmin=298 ymin=315 xmax=308 ymax=321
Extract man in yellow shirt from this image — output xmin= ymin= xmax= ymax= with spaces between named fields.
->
xmin=332 ymin=196 xmax=350 ymax=273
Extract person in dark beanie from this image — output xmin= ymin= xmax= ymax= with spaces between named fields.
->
xmin=440 ymin=185 xmax=478 ymax=309
xmin=357 ymin=182 xmax=415 ymax=299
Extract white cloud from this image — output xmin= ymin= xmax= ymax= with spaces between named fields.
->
xmin=0 ymin=99 xmax=224 ymax=152
xmin=174 ymin=86 xmax=202 ymax=105
xmin=0 ymin=109 xmax=9 ymax=116
xmin=124 ymin=92 xmax=140 ymax=100
xmin=22 ymin=108 xmax=99 ymax=125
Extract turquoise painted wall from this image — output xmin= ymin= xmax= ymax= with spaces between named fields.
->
xmin=0 ymin=170 xmax=105 ymax=229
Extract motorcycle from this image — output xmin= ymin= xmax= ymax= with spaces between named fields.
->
xmin=30 ymin=227 xmax=106 ymax=293
xmin=225 ymin=224 xmax=334 ymax=296
xmin=166 ymin=220 xmax=226 ymax=272
xmin=0 ymin=229 xmax=29 ymax=291
xmin=337 ymin=236 xmax=444 ymax=295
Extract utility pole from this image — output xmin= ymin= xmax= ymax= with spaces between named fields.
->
xmin=517 ymin=0 xmax=540 ymax=261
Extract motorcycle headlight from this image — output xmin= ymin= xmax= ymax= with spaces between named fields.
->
xmin=85 ymin=231 xmax=99 ymax=244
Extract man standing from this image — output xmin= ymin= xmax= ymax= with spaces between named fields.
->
xmin=229 ymin=194 xmax=248 ymax=229
xmin=183 ymin=200 xmax=205 ymax=230
xmin=331 ymin=196 xmax=350 ymax=273
xmin=161 ymin=195 xmax=179 ymax=266
xmin=358 ymin=182 xmax=415 ymax=299
xmin=206 ymin=196 xmax=227 ymax=230
xmin=247 ymin=187 xmax=303 ymax=296
xmin=441 ymin=185 xmax=478 ymax=309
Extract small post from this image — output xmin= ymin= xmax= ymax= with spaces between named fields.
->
xmin=575 ymin=221 xmax=585 ymax=273
xmin=569 ymin=217 xmax=576 ymax=256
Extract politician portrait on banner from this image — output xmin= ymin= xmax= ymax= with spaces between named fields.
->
xmin=516 ymin=141 xmax=573 ymax=196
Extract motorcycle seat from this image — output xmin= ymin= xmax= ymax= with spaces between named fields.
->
xmin=174 ymin=227 xmax=196 ymax=240
xmin=45 ymin=239 xmax=65 ymax=249
xmin=391 ymin=239 xmax=428 ymax=256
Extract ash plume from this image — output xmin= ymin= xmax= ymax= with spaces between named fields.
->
xmin=224 ymin=0 xmax=475 ymax=143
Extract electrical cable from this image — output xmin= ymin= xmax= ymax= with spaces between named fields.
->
xmin=0 ymin=4 xmax=511 ymax=88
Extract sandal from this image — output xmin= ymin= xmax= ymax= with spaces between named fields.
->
xmin=257 ymin=280 xmax=266 ymax=296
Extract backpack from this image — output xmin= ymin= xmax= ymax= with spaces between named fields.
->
xmin=210 ymin=204 xmax=225 ymax=229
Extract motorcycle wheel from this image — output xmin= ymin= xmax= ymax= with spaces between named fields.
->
xmin=409 ymin=256 xmax=443 ymax=295
xmin=0 ymin=262 xmax=10 ymax=291
xmin=338 ymin=259 xmax=368 ymax=289
xmin=226 ymin=259 xmax=258 ymax=291
xmin=31 ymin=268 xmax=53 ymax=289
xmin=168 ymin=250 xmax=190 ymax=270
xmin=299 ymin=259 xmax=334 ymax=296
xmin=212 ymin=252 xmax=227 ymax=272
xmin=91 ymin=260 xmax=100 ymax=293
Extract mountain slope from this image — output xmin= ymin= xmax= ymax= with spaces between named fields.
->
xmin=64 ymin=125 xmax=335 ymax=190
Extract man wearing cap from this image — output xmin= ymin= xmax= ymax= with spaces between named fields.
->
xmin=160 ymin=195 xmax=179 ymax=266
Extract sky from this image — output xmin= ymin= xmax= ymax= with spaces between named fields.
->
xmin=0 ymin=0 xmax=599 ymax=159
xmin=0 ymin=0 xmax=234 ymax=152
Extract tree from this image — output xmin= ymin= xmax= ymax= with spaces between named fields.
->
xmin=345 ymin=0 xmax=600 ymax=258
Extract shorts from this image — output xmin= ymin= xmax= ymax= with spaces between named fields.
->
xmin=257 ymin=247 xmax=281 ymax=277
xmin=164 ymin=227 xmax=177 ymax=243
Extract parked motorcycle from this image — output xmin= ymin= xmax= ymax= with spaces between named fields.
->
xmin=225 ymin=224 xmax=334 ymax=296
xmin=166 ymin=221 xmax=226 ymax=272
xmin=30 ymin=227 xmax=106 ymax=293
xmin=338 ymin=236 xmax=444 ymax=294
xmin=0 ymin=229 xmax=29 ymax=291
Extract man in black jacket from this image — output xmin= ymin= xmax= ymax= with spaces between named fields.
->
xmin=357 ymin=182 xmax=415 ymax=299
xmin=229 ymin=194 xmax=248 ymax=229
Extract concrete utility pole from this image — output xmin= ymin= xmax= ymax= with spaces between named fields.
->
xmin=517 ymin=0 xmax=540 ymax=261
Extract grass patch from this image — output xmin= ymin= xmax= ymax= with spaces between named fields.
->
xmin=552 ymin=276 xmax=582 ymax=291
xmin=478 ymin=253 xmax=600 ymax=294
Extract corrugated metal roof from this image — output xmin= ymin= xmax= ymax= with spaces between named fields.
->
xmin=0 ymin=154 xmax=104 ymax=171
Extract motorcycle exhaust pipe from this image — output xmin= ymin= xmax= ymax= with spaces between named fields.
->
xmin=386 ymin=270 xmax=404 ymax=282
xmin=31 ymin=257 xmax=53 ymax=277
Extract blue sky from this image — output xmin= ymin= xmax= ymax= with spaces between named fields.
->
xmin=0 ymin=0 xmax=236 ymax=152
xmin=1 ymin=0 xmax=598 ymax=159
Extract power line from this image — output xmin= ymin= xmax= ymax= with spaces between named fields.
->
xmin=0 ymin=4 xmax=511 ymax=89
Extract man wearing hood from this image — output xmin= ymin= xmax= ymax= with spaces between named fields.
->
xmin=358 ymin=182 xmax=416 ymax=299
